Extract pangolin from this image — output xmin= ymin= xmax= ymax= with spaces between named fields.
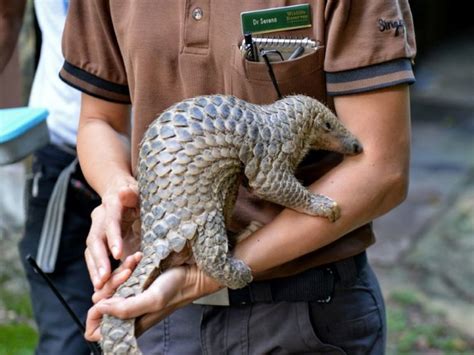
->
xmin=100 ymin=95 xmax=362 ymax=354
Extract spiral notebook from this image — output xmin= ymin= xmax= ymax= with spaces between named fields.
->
xmin=240 ymin=36 xmax=321 ymax=61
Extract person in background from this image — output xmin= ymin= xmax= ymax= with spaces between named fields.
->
xmin=1 ymin=1 xmax=98 ymax=353
xmin=1 ymin=2 xmax=156 ymax=353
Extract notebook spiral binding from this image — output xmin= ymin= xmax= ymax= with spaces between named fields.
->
xmin=253 ymin=36 xmax=320 ymax=49
xmin=240 ymin=36 xmax=321 ymax=52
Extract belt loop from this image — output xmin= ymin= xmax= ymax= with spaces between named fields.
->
xmin=335 ymin=256 xmax=358 ymax=287
xmin=249 ymin=282 xmax=273 ymax=303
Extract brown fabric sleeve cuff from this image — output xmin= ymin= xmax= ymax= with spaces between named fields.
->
xmin=59 ymin=60 xmax=131 ymax=104
xmin=326 ymin=58 xmax=415 ymax=96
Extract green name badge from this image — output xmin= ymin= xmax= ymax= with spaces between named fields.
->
xmin=241 ymin=4 xmax=312 ymax=34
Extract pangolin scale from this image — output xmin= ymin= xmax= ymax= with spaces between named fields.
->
xmin=100 ymin=94 xmax=362 ymax=354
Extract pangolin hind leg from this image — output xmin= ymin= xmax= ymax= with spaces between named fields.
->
xmin=192 ymin=210 xmax=253 ymax=289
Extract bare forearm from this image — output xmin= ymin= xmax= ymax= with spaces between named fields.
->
xmin=235 ymin=85 xmax=411 ymax=276
xmin=77 ymin=119 xmax=133 ymax=196
xmin=78 ymin=94 xmax=133 ymax=197
xmin=0 ymin=0 xmax=26 ymax=73
xmin=236 ymin=155 xmax=407 ymax=275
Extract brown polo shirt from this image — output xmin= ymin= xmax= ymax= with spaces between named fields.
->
xmin=60 ymin=0 xmax=416 ymax=276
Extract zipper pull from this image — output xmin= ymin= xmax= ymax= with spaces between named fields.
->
xmin=32 ymin=171 xmax=42 ymax=197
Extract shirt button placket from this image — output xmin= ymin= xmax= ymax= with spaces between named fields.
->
xmin=183 ymin=0 xmax=210 ymax=52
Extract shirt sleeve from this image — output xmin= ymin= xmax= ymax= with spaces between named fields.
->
xmin=59 ymin=0 xmax=131 ymax=103
xmin=324 ymin=0 xmax=417 ymax=96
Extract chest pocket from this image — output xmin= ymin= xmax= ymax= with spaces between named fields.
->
xmin=228 ymin=44 xmax=326 ymax=105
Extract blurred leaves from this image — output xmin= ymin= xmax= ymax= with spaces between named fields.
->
xmin=387 ymin=289 xmax=473 ymax=354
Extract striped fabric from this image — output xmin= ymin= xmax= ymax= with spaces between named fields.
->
xmin=59 ymin=61 xmax=131 ymax=104
xmin=326 ymin=58 xmax=415 ymax=96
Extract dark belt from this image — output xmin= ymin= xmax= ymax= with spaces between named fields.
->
xmin=228 ymin=252 xmax=367 ymax=305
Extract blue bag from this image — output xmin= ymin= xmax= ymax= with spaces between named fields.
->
xmin=0 ymin=107 xmax=49 ymax=165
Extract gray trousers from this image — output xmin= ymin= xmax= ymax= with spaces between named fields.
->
xmin=139 ymin=256 xmax=386 ymax=355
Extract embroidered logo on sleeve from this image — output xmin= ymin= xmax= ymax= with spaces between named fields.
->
xmin=378 ymin=18 xmax=405 ymax=36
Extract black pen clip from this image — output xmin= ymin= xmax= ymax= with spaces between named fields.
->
xmin=244 ymin=32 xmax=259 ymax=62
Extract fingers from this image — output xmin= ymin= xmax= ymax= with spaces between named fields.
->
xmin=86 ymin=206 xmax=111 ymax=289
xmin=92 ymin=269 xmax=131 ymax=304
xmin=84 ymin=248 xmax=103 ymax=289
xmin=103 ymin=184 xmax=139 ymax=260
xmin=86 ymin=180 xmax=140 ymax=290
xmin=85 ymin=303 xmax=106 ymax=341
xmin=96 ymin=291 xmax=159 ymax=320
xmin=103 ymin=194 xmax=125 ymax=260
xmin=86 ymin=252 xmax=143 ymax=340
xmin=85 ymin=265 xmax=220 ymax=341
xmin=121 ymin=251 xmax=142 ymax=270
xmin=86 ymin=206 xmax=137 ymax=289
xmin=91 ymin=267 xmax=183 ymax=321
xmin=85 ymin=268 xmax=178 ymax=341
xmin=92 ymin=252 xmax=142 ymax=304
xmin=86 ymin=297 xmax=174 ymax=341
xmin=85 ymin=295 xmax=148 ymax=341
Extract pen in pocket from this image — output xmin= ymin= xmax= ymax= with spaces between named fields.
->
xmin=244 ymin=33 xmax=259 ymax=62
xmin=288 ymin=46 xmax=304 ymax=60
